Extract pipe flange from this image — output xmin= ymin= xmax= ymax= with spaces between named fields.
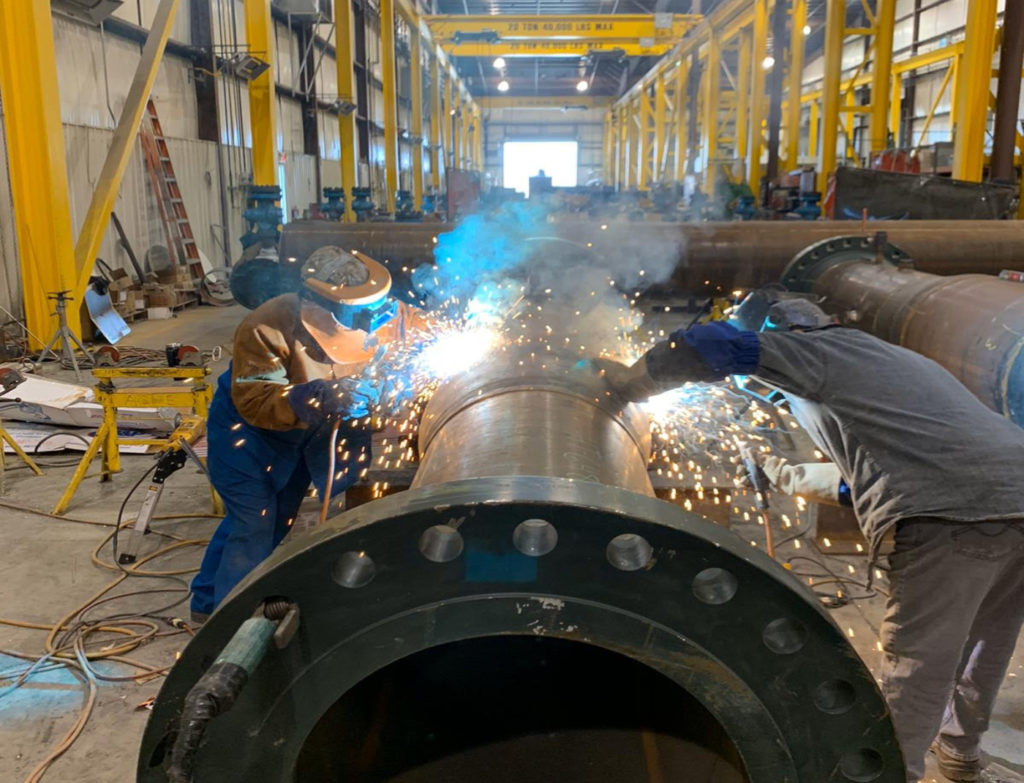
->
xmin=781 ymin=235 xmax=912 ymax=293
xmin=139 ymin=476 xmax=903 ymax=783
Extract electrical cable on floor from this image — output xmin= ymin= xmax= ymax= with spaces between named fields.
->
xmin=0 ymin=477 xmax=221 ymax=782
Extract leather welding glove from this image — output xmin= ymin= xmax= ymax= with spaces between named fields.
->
xmin=760 ymin=455 xmax=843 ymax=505
xmin=288 ymin=378 xmax=377 ymax=426
xmin=593 ymin=339 xmax=715 ymax=402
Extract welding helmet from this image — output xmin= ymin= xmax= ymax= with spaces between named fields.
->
xmin=730 ymin=287 xmax=833 ymax=332
xmin=300 ymin=246 xmax=398 ymax=346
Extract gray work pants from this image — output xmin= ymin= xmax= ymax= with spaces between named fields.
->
xmin=880 ymin=518 xmax=1024 ymax=782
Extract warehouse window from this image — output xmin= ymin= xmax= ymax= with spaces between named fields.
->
xmin=503 ymin=140 xmax=578 ymax=196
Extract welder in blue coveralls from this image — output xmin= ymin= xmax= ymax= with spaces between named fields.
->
xmin=190 ymin=247 xmax=425 ymax=622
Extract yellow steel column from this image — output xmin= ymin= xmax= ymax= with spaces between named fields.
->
xmin=461 ymin=96 xmax=471 ymax=168
xmin=654 ymin=73 xmax=667 ymax=181
xmin=335 ymin=0 xmax=357 ymax=220
xmin=603 ymin=111 xmax=614 ymax=182
xmin=785 ymin=0 xmax=807 ymax=167
xmin=73 ymin=0 xmax=179 ymax=302
xmin=0 ymin=0 xmax=77 ymax=346
xmin=819 ymin=0 xmax=845 ymax=190
xmin=444 ymin=75 xmax=454 ymax=172
xmin=889 ymin=72 xmax=902 ymax=149
xmin=620 ymin=103 xmax=630 ymax=188
xmin=869 ymin=0 xmax=896 ymax=154
xmin=628 ymin=96 xmax=639 ymax=188
xmin=245 ymin=0 xmax=277 ymax=186
xmin=702 ymin=32 xmax=722 ymax=191
xmin=380 ymin=0 xmax=399 ymax=212
xmin=809 ymin=99 xmax=819 ymax=159
xmin=675 ymin=58 xmax=689 ymax=181
xmin=748 ymin=0 xmax=769 ymax=191
xmin=409 ymin=27 xmax=424 ymax=208
xmin=952 ymin=0 xmax=996 ymax=181
xmin=638 ymin=88 xmax=651 ymax=187
xmin=736 ymin=28 xmax=752 ymax=163
xmin=430 ymin=52 xmax=442 ymax=191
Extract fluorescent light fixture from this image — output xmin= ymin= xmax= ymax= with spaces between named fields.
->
xmin=802 ymin=24 xmax=811 ymax=35
xmin=761 ymin=55 xmax=776 ymax=70
xmin=493 ymin=57 xmax=506 ymax=69
xmin=497 ymin=79 xmax=510 ymax=92
xmin=576 ymin=79 xmax=589 ymax=92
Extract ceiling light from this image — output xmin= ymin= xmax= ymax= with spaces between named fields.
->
xmin=802 ymin=24 xmax=811 ymax=35
xmin=497 ymin=79 xmax=510 ymax=92
xmin=493 ymin=57 xmax=506 ymax=70
xmin=576 ymin=79 xmax=589 ymax=92
xmin=761 ymin=55 xmax=776 ymax=70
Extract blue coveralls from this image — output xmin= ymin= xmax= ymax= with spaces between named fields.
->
xmin=191 ymin=368 xmax=371 ymax=615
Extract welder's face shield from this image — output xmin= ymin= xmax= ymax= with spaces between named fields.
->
xmin=728 ymin=287 xmax=785 ymax=332
xmin=323 ymin=294 xmax=399 ymax=333
xmin=729 ymin=288 xmax=833 ymax=332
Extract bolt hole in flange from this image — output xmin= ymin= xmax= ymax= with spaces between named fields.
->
xmin=419 ymin=524 xmax=465 ymax=563
xmin=839 ymin=748 xmax=885 ymax=782
xmin=761 ymin=617 xmax=809 ymax=655
xmin=331 ymin=551 xmax=376 ymax=588
xmin=513 ymin=519 xmax=558 ymax=556
xmin=606 ymin=533 xmax=654 ymax=571
xmin=692 ymin=567 xmax=739 ymax=605
xmin=813 ymin=679 xmax=857 ymax=715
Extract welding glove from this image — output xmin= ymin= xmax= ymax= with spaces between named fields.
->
xmin=759 ymin=455 xmax=843 ymax=505
xmin=593 ymin=338 xmax=718 ymax=402
xmin=289 ymin=378 xmax=378 ymax=426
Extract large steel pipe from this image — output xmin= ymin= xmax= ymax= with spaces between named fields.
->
xmin=781 ymin=235 xmax=1024 ymax=425
xmin=277 ymin=219 xmax=1024 ymax=296
xmin=139 ymin=358 xmax=903 ymax=782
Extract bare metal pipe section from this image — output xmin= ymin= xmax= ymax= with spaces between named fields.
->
xmin=781 ymin=235 xmax=1024 ymax=425
xmin=413 ymin=358 xmax=653 ymax=494
xmin=279 ymin=220 xmax=1024 ymax=293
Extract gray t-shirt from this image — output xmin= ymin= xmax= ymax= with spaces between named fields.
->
xmin=755 ymin=328 xmax=1024 ymax=552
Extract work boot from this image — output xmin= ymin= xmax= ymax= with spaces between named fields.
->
xmin=930 ymin=742 xmax=981 ymax=782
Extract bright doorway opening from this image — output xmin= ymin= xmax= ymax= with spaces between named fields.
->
xmin=503 ymin=140 xmax=578 ymax=196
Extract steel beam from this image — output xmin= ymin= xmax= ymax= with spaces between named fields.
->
xmin=477 ymin=96 xmax=611 ymax=110
xmin=747 ymin=0 xmax=768 ymax=192
xmin=784 ymin=0 xmax=806 ymax=167
xmin=819 ymin=0 xmax=844 ymax=190
xmin=674 ymin=59 xmax=689 ymax=181
xmin=0 ymin=0 xmax=78 ymax=347
xmin=952 ymin=0 xmax=997 ymax=181
xmin=868 ymin=0 xmax=896 ymax=154
xmin=619 ymin=103 xmax=630 ymax=188
xmin=444 ymin=76 xmax=454 ymax=172
xmin=244 ymin=0 xmax=277 ymax=188
xmin=410 ymin=27 xmax=424 ymax=207
xmin=441 ymin=40 xmax=676 ymax=57
xmin=424 ymin=14 xmax=700 ymax=42
xmin=701 ymin=33 xmax=721 ymax=190
xmin=334 ymin=0 xmax=357 ymax=220
xmin=654 ymin=74 xmax=667 ymax=181
xmin=380 ymin=0 xmax=399 ymax=213
xmin=74 ymin=0 xmax=179 ymax=305
xmin=430 ymin=51 xmax=442 ymax=192
xmin=990 ymin=1 xmax=1024 ymax=182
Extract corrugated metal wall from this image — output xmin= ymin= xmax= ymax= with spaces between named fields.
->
xmin=484 ymin=108 xmax=605 ymax=191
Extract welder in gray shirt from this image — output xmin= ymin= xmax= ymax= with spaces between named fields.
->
xmin=598 ymin=297 xmax=1024 ymax=783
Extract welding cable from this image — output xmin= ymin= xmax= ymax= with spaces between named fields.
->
xmin=319 ymin=417 xmax=342 ymax=526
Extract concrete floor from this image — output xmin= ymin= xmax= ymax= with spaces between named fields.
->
xmin=0 ymin=303 xmax=1022 ymax=782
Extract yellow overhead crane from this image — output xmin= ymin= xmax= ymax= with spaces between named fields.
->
xmin=425 ymin=13 xmax=701 ymax=58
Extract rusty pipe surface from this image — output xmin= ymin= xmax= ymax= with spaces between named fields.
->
xmin=781 ymin=235 xmax=1024 ymax=425
xmin=413 ymin=356 xmax=654 ymax=495
xmin=278 ymin=219 xmax=1024 ymax=294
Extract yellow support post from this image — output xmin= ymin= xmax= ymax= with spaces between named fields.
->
xmin=784 ymin=0 xmax=807 ymax=167
xmin=889 ymin=71 xmax=902 ymax=149
xmin=868 ymin=0 xmax=896 ymax=154
xmin=952 ymin=0 xmax=997 ymax=181
xmin=444 ymin=74 xmax=454 ymax=172
xmin=736 ymin=28 xmax=752 ymax=163
xmin=410 ymin=27 xmax=424 ymax=209
xmin=638 ymin=88 xmax=651 ymax=187
xmin=819 ymin=0 xmax=845 ymax=190
xmin=380 ymin=0 xmax=399 ymax=213
xmin=73 ymin=0 xmax=180 ymax=305
xmin=675 ymin=58 xmax=689 ymax=181
xmin=244 ymin=0 xmax=277 ymax=187
xmin=619 ymin=104 xmax=629 ymax=189
xmin=627 ymin=96 xmax=639 ymax=188
xmin=748 ymin=0 xmax=769 ymax=192
xmin=654 ymin=73 xmax=667 ymax=181
xmin=0 ymin=0 xmax=78 ymax=348
xmin=430 ymin=52 xmax=442 ymax=191
xmin=460 ymin=97 xmax=471 ymax=168
xmin=702 ymin=33 xmax=722 ymax=191
xmin=603 ymin=111 xmax=613 ymax=183
xmin=809 ymin=99 xmax=819 ymax=159
xmin=335 ymin=0 xmax=357 ymax=220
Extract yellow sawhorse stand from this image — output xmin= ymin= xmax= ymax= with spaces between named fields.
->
xmin=53 ymin=366 xmax=222 ymax=515
xmin=1 ymin=423 xmax=43 ymax=476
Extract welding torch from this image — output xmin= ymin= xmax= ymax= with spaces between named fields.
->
xmin=737 ymin=442 xmax=775 ymax=558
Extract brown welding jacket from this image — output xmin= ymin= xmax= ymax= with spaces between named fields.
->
xmin=229 ymin=293 xmax=425 ymax=431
